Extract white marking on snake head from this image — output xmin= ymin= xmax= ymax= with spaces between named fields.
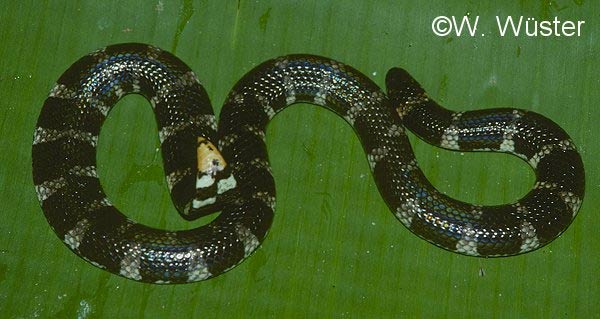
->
xmin=217 ymin=175 xmax=237 ymax=194
xmin=196 ymin=174 xmax=215 ymax=189
xmin=192 ymin=197 xmax=217 ymax=209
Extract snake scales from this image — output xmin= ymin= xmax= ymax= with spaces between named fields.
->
xmin=32 ymin=43 xmax=585 ymax=284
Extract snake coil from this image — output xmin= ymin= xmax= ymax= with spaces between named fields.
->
xmin=32 ymin=43 xmax=585 ymax=284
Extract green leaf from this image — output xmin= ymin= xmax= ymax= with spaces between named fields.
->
xmin=0 ymin=1 xmax=597 ymax=318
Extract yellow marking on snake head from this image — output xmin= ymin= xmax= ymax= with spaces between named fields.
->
xmin=197 ymin=137 xmax=227 ymax=175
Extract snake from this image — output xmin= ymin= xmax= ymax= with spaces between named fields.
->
xmin=32 ymin=43 xmax=585 ymax=284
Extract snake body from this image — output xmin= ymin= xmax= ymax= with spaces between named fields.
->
xmin=32 ymin=43 xmax=585 ymax=284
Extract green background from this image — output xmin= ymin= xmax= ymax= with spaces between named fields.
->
xmin=0 ymin=1 xmax=597 ymax=318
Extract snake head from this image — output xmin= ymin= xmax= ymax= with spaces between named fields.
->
xmin=177 ymin=137 xmax=237 ymax=221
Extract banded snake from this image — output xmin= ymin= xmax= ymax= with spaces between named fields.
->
xmin=32 ymin=43 xmax=585 ymax=284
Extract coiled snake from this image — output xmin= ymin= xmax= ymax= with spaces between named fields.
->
xmin=32 ymin=43 xmax=585 ymax=284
